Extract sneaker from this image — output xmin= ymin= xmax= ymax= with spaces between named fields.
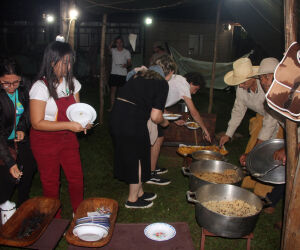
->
xmin=138 ymin=192 xmax=157 ymax=201
xmin=154 ymin=167 xmax=168 ymax=175
xmin=146 ymin=172 xmax=171 ymax=185
xmin=125 ymin=199 xmax=153 ymax=209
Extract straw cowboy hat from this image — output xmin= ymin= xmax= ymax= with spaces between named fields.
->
xmin=252 ymin=57 xmax=279 ymax=77
xmin=224 ymin=58 xmax=259 ymax=86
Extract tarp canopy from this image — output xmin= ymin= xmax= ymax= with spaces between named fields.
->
xmin=169 ymin=46 xmax=252 ymax=89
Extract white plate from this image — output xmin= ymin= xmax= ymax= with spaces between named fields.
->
xmin=73 ymin=223 xmax=109 ymax=241
xmin=185 ymin=122 xmax=200 ymax=130
xmin=66 ymin=103 xmax=97 ymax=125
xmin=163 ymin=114 xmax=182 ymax=120
xmin=144 ymin=223 xmax=176 ymax=241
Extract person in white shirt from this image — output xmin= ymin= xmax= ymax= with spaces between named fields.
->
xmin=219 ymin=58 xmax=279 ymax=150
xmin=108 ymin=36 xmax=131 ymax=111
xmin=29 ymin=40 xmax=91 ymax=217
xmin=147 ymin=72 xmax=211 ymax=185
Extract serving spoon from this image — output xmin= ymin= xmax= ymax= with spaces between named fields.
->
xmin=252 ymin=162 xmax=283 ymax=178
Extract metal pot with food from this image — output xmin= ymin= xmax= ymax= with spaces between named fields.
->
xmin=187 ymin=184 xmax=262 ymax=238
xmin=191 ymin=150 xmax=225 ymax=161
xmin=182 ymin=159 xmax=244 ymax=191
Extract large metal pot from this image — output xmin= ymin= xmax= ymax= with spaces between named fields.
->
xmin=187 ymin=184 xmax=262 ymax=238
xmin=191 ymin=150 xmax=225 ymax=161
xmin=182 ymin=160 xmax=244 ymax=191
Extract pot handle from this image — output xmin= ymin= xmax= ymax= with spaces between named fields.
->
xmin=182 ymin=167 xmax=191 ymax=176
xmin=186 ymin=191 xmax=200 ymax=204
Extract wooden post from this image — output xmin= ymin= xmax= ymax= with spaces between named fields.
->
xmin=208 ymin=0 xmax=223 ymax=114
xmin=60 ymin=0 xmax=69 ymax=38
xmin=282 ymin=0 xmax=299 ymax=249
xmin=99 ymin=14 xmax=107 ymax=124
xmin=68 ymin=0 xmax=76 ymax=48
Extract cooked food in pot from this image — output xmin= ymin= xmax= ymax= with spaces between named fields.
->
xmin=201 ymin=200 xmax=259 ymax=217
xmin=193 ymin=169 xmax=240 ymax=184
xmin=177 ymin=145 xmax=228 ymax=156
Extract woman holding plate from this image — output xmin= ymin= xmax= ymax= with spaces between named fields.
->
xmin=30 ymin=40 xmax=90 ymax=216
xmin=110 ymin=55 xmax=176 ymax=208
xmin=0 ymin=57 xmax=36 ymax=207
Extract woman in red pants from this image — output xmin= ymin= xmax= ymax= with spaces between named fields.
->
xmin=29 ymin=40 xmax=90 ymax=217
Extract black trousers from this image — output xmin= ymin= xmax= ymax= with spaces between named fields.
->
xmin=0 ymin=140 xmax=37 ymax=207
xmin=266 ymin=184 xmax=285 ymax=207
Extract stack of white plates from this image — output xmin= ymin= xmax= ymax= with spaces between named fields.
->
xmin=73 ymin=223 xmax=109 ymax=241
xmin=73 ymin=215 xmax=110 ymax=242
xmin=66 ymin=103 xmax=97 ymax=127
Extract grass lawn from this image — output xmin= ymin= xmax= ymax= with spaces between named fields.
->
xmin=2 ymin=79 xmax=282 ymax=250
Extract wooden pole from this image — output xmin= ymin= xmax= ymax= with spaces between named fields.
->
xmin=282 ymin=0 xmax=298 ymax=249
xmin=68 ymin=0 xmax=76 ymax=48
xmin=208 ymin=0 xmax=223 ymax=114
xmin=60 ymin=0 xmax=69 ymax=38
xmin=99 ymin=14 xmax=107 ymax=124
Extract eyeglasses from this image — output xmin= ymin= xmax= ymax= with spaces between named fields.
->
xmin=0 ymin=80 xmax=21 ymax=88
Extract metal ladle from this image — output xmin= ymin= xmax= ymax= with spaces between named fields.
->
xmin=252 ymin=163 xmax=283 ymax=178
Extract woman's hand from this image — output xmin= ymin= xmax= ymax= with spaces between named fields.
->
xmin=202 ymin=128 xmax=211 ymax=143
xmin=15 ymin=131 xmax=25 ymax=142
xmin=9 ymin=164 xmax=23 ymax=179
xmin=134 ymin=66 xmax=147 ymax=72
xmin=68 ymin=122 xmax=85 ymax=133
xmin=273 ymin=147 xmax=286 ymax=165
xmin=160 ymin=119 xmax=169 ymax=128
xmin=219 ymin=135 xmax=230 ymax=147
xmin=174 ymin=119 xmax=185 ymax=126
xmin=83 ymin=123 xmax=93 ymax=134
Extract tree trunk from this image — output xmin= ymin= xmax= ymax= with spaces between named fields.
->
xmin=99 ymin=14 xmax=107 ymax=124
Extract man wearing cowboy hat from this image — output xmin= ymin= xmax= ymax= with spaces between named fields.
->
xmin=219 ymin=57 xmax=279 ymax=154
xmin=230 ymin=57 xmax=285 ymax=208
xmin=239 ymin=57 xmax=282 ymax=165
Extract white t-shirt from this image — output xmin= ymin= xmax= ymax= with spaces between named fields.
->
xmin=165 ymin=74 xmax=191 ymax=108
xmin=111 ymin=48 xmax=131 ymax=76
xmin=29 ymin=78 xmax=81 ymax=121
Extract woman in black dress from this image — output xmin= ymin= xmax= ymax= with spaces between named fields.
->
xmin=110 ymin=55 xmax=176 ymax=208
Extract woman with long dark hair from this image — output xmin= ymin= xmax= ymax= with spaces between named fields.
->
xmin=29 ymin=40 xmax=89 ymax=216
xmin=0 ymin=57 xmax=36 ymax=207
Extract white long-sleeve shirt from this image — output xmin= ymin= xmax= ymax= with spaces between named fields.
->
xmin=226 ymin=81 xmax=279 ymax=141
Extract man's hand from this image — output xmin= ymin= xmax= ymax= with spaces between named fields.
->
xmin=219 ymin=135 xmax=230 ymax=147
xmin=273 ymin=147 xmax=286 ymax=165
xmin=239 ymin=153 xmax=248 ymax=166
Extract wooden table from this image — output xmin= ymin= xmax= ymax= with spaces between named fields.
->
xmin=26 ymin=218 xmax=69 ymax=250
xmin=68 ymin=222 xmax=195 ymax=250
xmin=163 ymin=113 xmax=216 ymax=146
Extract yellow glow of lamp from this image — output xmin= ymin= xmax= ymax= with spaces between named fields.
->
xmin=69 ymin=9 xmax=79 ymax=20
